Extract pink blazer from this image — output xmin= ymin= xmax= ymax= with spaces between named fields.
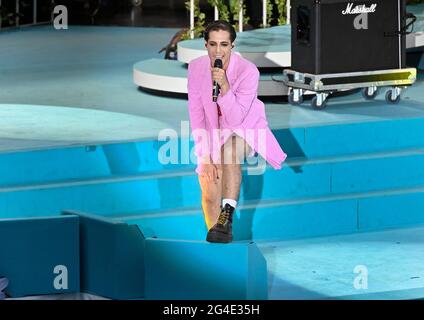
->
xmin=187 ymin=53 xmax=287 ymax=173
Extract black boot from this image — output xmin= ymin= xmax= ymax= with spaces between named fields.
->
xmin=206 ymin=203 xmax=235 ymax=243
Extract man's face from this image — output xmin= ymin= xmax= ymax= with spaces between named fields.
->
xmin=205 ymin=30 xmax=233 ymax=69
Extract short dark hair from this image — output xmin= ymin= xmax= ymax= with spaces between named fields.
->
xmin=204 ymin=20 xmax=237 ymax=43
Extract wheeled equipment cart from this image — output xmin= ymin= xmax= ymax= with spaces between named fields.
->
xmin=283 ymin=68 xmax=417 ymax=110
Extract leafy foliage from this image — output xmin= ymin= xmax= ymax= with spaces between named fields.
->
xmin=182 ymin=0 xmax=289 ymax=39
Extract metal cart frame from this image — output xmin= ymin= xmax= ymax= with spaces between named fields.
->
xmin=282 ymin=68 xmax=417 ymax=110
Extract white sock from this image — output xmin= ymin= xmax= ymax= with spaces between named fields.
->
xmin=222 ymin=198 xmax=237 ymax=209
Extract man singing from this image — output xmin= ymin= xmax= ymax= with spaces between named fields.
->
xmin=187 ymin=20 xmax=287 ymax=243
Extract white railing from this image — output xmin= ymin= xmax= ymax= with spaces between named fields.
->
xmin=286 ymin=0 xmax=291 ymax=25
xmin=190 ymin=0 xmax=195 ymax=38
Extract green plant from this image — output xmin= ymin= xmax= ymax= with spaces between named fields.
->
xmin=208 ymin=0 xmax=230 ymax=22
xmin=0 ymin=6 xmax=15 ymax=25
xmin=229 ymin=0 xmax=250 ymax=30
xmin=182 ymin=0 xmax=206 ymax=40
xmin=275 ymin=0 xmax=287 ymax=25
xmin=259 ymin=0 xmax=274 ymax=27
xmin=259 ymin=0 xmax=287 ymax=28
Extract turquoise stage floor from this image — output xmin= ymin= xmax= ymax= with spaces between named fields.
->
xmin=259 ymin=224 xmax=424 ymax=300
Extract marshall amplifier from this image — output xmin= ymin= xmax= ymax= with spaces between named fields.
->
xmin=291 ymin=0 xmax=409 ymax=74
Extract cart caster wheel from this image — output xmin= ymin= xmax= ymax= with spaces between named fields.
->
xmin=385 ymin=89 xmax=401 ymax=104
xmin=362 ymin=86 xmax=378 ymax=100
xmin=312 ymin=95 xmax=327 ymax=110
xmin=288 ymin=90 xmax=303 ymax=105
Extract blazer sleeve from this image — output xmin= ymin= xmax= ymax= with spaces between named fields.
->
xmin=216 ymin=65 xmax=259 ymax=127
xmin=187 ymin=62 xmax=210 ymax=160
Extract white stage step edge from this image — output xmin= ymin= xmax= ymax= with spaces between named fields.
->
xmin=177 ymin=45 xmax=292 ymax=68
xmin=133 ymin=59 xmax=290 ymax=97
xmin=407 ymin=32 xmax=424 ymax=49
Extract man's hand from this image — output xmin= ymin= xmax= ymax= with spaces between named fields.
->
xmin=198 ymin=155 xmax=219 ymax=183
xmin=199 ymin=163 xmax=219 ymax=184
xmin=211 ymin=67 xmax=229 ymax=96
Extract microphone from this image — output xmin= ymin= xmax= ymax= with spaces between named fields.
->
xmin=212 ymin=58 xmax=223 ymax=102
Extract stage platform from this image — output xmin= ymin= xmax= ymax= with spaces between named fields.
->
xmin=133 ymin=58 xmax=289 ymax=96
xmin=1 ymin=17 xmax=424 ymax=300
xmin=177 ymin=25 xmax=292 ymax=68
xmin=134 ymin=27 xmax=424 ymax=96
xmin=134 ymin=4 xmax=424 ymax=97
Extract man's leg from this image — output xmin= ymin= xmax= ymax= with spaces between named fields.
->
xmin=222 ymin=135 xmax=252 ymax=202
xmin=198 ymin=164 xmax=223 ymax=230
xmin=206 ymin=135 xmax=252 ymax=243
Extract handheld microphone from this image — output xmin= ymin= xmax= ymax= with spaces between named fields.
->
xmin=212 ymin=58 xmax=223 ymax=102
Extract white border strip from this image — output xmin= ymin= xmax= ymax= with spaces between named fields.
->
xmin=406 ymin=32 xmax=424 ymax=49
xmin=133 ymin=67 xmax=187 ymax=94
xmin=177 ymin=44 xmax=292 ymax=67
xmin=133 ymin=64 xmax=293 ymax=96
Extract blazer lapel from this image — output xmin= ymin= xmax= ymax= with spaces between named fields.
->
xmin=226 ymin=52 xmax=238 ymax=85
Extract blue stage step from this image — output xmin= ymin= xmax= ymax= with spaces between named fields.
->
xmin=0 ymin=215 xmax=80 ymax=298
xmin=59 ymin=210 xmax=268 ymax=300
xmin=60 ymin=207 xmax=424 ymax=300
xmin=1 ymin=147 xmax=424 ymax=223
xmin=144 ymin=238 xmax=268 ymax=300
xmin=1 ymin=116 xmax=424 ymax=189
xmin=119 ymin=185 xmax=424 ymax=241
xmin=61 ymin=210 xmax=145 ymax=300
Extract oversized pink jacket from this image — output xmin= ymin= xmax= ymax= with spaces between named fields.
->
xmin=187 ymin=52 xmax=287 ymax=174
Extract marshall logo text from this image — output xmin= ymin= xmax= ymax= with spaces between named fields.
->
xmin=342 ymin=2 xmax=377 ymax=15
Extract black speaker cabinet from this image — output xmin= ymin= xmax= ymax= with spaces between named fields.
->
xmin=291 ymin=0 xmax=407 ymax=74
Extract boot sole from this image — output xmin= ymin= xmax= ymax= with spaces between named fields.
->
xmin=206 ymin=231 xmax=233 ymax=243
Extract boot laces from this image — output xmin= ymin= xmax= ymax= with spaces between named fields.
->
xmin=218 ymin=211 xmax=230 ymax=225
